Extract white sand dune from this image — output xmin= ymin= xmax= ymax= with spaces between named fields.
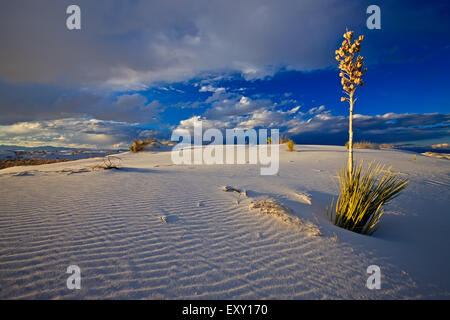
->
xmin=0 ymin=145 xmax=449 ymax=299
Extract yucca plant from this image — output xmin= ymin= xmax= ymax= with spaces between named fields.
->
xmin=327 ymin=161 xmax=408 ymax=235
xmin=329 ymin=30 xmax=407 ymax=235
xmin=336 ymin=29 xmax=367 ymax=175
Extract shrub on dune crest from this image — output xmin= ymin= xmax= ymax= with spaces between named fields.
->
xmin=327 ymin=161 xmax=408 ymax=235
xmin=345 ymin=141 xmax=380 ymax=150
xmin=286 ymin=140 xmax=295 ymax=152
xmin=279 ymin=135 xmax=290 ymax=144
xmin=129 ymin=138 xmax=160 ymax=152
xmin=130 ymin=139 xmax=148 ymax=152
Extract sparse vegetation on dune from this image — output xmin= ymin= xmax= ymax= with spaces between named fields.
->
xmin=130 ymin=139 xmax=149 ymax=152
xmin=344 ymin=141 xmax=391 ymax=150
xmin=280 ymin=135 xmax=290 ymax=144
xmin=286 ymin=140 xmax=295 ymax=151
xmin=0 ymin=158 xmax=71 ymax=170
xmin=160 ymin=140 xmax=177 ymax=146
xmin=422 ymin=152 xmax=450 ymax=160
xmin=268 ymin=135 xmax=290 ymax=144
xmin=129 ymin=138 xmax=160 ymax=152
xmin=431 ymin=143 xmax=449 ymax=149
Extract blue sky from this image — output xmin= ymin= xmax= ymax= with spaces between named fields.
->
xmin=0 ymin=0 xmax=449 ymax=148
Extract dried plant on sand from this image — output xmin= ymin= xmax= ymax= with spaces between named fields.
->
xmin=92 ymin=156 xmax=122 ymax=170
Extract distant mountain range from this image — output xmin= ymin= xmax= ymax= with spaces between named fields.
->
xmin=0 ymin=145 xmax=123 ymax=152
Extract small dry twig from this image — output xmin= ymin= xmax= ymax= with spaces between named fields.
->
xmin=92 ymin=156 xmax=122 ymax=170
xmin=223 ymin=186 xmax=246 ymax=205
xmin=223 ymin=186 xmax=241 ymax=193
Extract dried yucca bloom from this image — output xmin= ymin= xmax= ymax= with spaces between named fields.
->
xmin=336 ymin=29 xmax=367 ymax=174
xmin=336 ymin=30 xmax=366 ymax=101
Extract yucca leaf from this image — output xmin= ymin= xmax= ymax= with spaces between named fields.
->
xmin=329 ymin=161 xmax=408 ymax=235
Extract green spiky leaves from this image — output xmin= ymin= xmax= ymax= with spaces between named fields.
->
xmin=328 ymin=161 xmax=408 ymax=235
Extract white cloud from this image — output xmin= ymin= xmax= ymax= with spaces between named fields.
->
xmin=1 ymin=111 xmax=448 ymax=149
xmin=287 ymin=106 xmax=300 ymax=114
xmin=199 ymin=85 xmax=225 ymax=93
xmin=0 ymin=118 xmax=155 ymax=149
xmin=0 ymin=122 xmax=42 ymax=135
xmin=239 ymin=96 xmax=250 ymax=105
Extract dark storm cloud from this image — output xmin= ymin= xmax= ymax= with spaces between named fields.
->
xmin=0 ymin=82 xmax=164 ymax=125
xmin=0 ymin=0 xmax=366 ymax=88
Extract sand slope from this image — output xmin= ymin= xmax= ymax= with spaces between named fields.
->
xmin=0 ymin=145 xmax=449 ymax=299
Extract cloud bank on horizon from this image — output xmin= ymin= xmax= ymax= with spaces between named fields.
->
xmin=0 ymin=0 xmax=449 ymax=148
xmin=1 ymin=111 xmax=448 ymax=149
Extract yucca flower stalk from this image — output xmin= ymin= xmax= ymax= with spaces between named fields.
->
xmin=336 ymin=29 xmax=367 ymax=175
xmin=328 ymin=161 xmax=408 ymax=235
